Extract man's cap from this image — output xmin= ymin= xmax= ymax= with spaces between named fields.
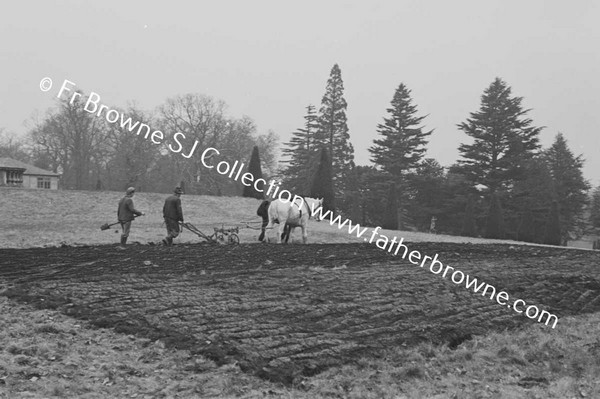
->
xmin=126 ymin=187 xmax=135 ymax=195
xmin=174 ymin=186 xmax=183 ymax=194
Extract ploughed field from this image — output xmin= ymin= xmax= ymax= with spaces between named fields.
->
xmin=1 ymin=242 xmax=600 ymax=385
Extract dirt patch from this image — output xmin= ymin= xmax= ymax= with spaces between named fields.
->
xmin=1 ymin=242 xmax=600 ymax=384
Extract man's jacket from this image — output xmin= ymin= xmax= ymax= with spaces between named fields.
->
xmin=163 ymin=195 xmax=184 ymax=222
xmin=257 ymin=200 xmax=270 ymax=219
xmin=117 ymin=196 xmax=142 ymax=222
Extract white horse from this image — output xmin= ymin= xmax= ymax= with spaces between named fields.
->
xmin=266 ymin=196 xmax=323 ymax=244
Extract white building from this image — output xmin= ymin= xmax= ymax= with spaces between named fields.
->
xmin=0 ymin=157 xmax=60 ymax=190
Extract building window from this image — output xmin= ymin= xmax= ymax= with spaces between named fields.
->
xmin=7 ymin=170 xmax=23 ymax=185
xmin=37 ymin=177 xmax=51 ymax=189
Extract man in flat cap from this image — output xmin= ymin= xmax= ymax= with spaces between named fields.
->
xmin=162 ymin=186 xmax=184 ymax=246
xmin=117 ymin=187 xmax=144 ymax=248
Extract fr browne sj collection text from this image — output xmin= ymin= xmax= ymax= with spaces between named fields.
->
xmin=41 ymin=78 xmax=294 ymax=200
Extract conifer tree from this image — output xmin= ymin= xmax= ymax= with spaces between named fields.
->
xmin=458 ymin=78 xmax=542 ymax=194
xmin=352 ymin=165 xmax=387 ymax=226
xmin=281 ymin=105 xmax=318 ymax=193
xmin=315 ymin=64 xmax=354 ymax=198
xmin=408 ymin=159 xmax=445 ymax=231
xmin=485 ymin=193 xmax=505 ymax=239
xmin=461 ymin=195 xmax=477 ymax=237
xmin=369 ymin=83 xmax=432 ymax=231
xmin=544 ymin=200 xmax=562 ymax=245
xmin=439 ymin=165 xmax=479 ymax=236
xmin=310 ymin=147 xmax=335 ymax=212
xmin=243 ymin=146 xmax=264 ymax=199
xmin=510 ymin=157 xmax=556 ymax=243
xmin=369 ymin=83 xmax=433 ymax=184
xmin=383 ymin=183 xmax=399 ymax=230
xmin=543 ymin=133 xmax=590 ymax=244
xmin=591 ymin=186 xmax=600 ymax=231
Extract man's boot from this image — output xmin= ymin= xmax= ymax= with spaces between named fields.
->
xmin=119 ymin=236 xmax=127 ymax=249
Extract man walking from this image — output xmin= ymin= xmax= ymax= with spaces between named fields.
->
xmin=163 ymin=186 xmax=184 ymax=246
xmin=117 ymin=187 xmax=144 ymax=248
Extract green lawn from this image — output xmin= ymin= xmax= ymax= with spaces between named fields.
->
xmin=0 ymin=187 xmax=562 ymax=249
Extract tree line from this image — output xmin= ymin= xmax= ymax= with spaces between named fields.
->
xmin=1 ymin=93 xmax=278 ymax=196
xmin=278 ymin=66 xmax=596 ymax=246
xmin=1 ymin=64 xmax=598 ymax=246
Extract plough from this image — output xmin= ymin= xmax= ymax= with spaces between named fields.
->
xmin=179 ymin=221 xmax=240 ymax=245
xmin=239 ymin=220 xmax=268 ymax=230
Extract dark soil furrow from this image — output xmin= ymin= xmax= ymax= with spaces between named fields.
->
xmin=1 ymin=242 xmax=600 ymax=384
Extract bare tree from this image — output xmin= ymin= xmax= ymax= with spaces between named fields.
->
xmin=157 ymin=94 xmax=229 ymax=194
xmin=157 ymin=94 xmax=279 ymax=195
xmin=30 ymin=94 xmax=109 ymax=189
xmin=0 ymin=128 xmax=30 ymax=161
xmin=102 ymin=106 xmax=162 ymax=191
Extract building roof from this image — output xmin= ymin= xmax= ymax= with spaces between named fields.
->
xmin=0 ymin=157 xmax=60 ymax=176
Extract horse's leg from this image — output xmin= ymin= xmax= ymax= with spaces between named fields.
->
xmin=264 ymin=217 xmax=276 ymax=243
xmin=302 ymin=224 xmax=308 ymax=244
xmin=280 ymin=224 xmax=288 ymax=242
xmin=284 ymin=225 xmax=294 ymax=243
xmin=277 ymin=223 xmax=285 ymax=244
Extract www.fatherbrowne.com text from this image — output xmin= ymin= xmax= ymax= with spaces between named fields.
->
xmin=307 ymin=203 xmax=559 ymax=329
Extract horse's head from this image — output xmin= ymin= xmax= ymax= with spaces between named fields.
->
xmin=304 ymin=197 xmax=324 ymax=220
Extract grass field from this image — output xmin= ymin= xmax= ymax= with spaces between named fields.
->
xmin=1 ymin=187 xmax=600 ymax=398
xmin=0 ymin=186 xmax=574 ymax=249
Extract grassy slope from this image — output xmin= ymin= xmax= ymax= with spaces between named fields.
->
xmin=2 ymin=187 xmax=600 ymax=398
xmin=0 ymin=187 xmax=574 ymax=249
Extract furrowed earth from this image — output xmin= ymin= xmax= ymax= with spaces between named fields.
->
xmin=2 ymin=241 xmax=600 ymax=392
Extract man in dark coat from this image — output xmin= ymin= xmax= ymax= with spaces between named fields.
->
xmin=162 ymin=186 xmax=184 ymax=246
xmin=256 ymin=200 xmax=270 ymax=242
xmin=117 ymin=187 xmax=144 ymax=248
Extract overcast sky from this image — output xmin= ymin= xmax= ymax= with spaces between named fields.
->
xmin=1 ymin=0 xmax=599 ymax=185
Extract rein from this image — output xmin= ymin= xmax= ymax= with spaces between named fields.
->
xmin=293 ymin=196 xmax=318 ymax=220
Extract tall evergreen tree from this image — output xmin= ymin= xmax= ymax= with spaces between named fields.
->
xmin=408 ymin=159 xmax=445 ymax=231
xmin=352 ymin=165 xmax=387 ymax=227
xmin=508 ymin=157 xmax=556 ymax=243
xmin=485 ymin=193 xmax=505 ymax=239
xmin=432 ymin=165 xmax=479 ymax=236
xmin=457 ymin=78 xmax=542 ymax=194
xmin=243 ymin=146 xmax=264 ymax=199
xmin=369 ymin=83 xmax=433 ymax=183
xmin=590 ymin=186 xmax=600 ymax=231
xmin=383 ymin=183 xmax=399 ymax=230
xmin=310 ymin=148 xmax=335 ymax=213
xmin=461 ymin=194 xmax=477 ymax=237
xmin=315 ymin=64 xmax=354 ymax=199
xmin=281 ymin=105 xmax=319 ymax=193
xmin=543 ymin=133 xmax=590 ymax=244
xmin=544 ymin=200 xmax=562 ymax=245
xmin=369 ymin=83 xmax=432 ymax=231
